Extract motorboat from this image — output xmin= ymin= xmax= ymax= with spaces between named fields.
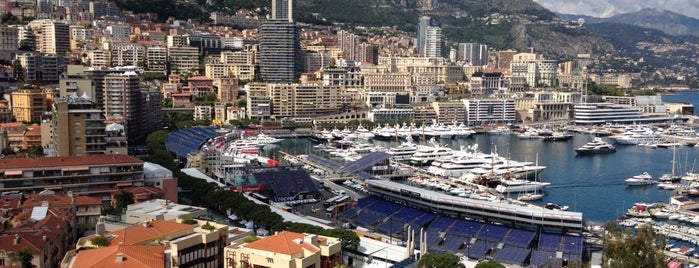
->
xmin=517 ymin=192 xmax=544 ymax=201
xmin=625 ymin=172 xmax=655 ymax=186
xmin=574 ymin=137 xmax=616 ymax=154
xmin=495 ymin=178 xmax=551 ymax=194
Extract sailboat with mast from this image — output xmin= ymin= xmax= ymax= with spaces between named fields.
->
xmin=658 ymin=139 xmax=682 ymax=185
xmin=516 ymin=153 xmax=545 ymax=201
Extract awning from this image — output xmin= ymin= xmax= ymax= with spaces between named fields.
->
xmin=116 ymin=182 xmax=133 ymax=187
xmin=61 ymin=166 xmax=90 ymax=172
xmin=3 ymin=170 xmax=22 ymax=176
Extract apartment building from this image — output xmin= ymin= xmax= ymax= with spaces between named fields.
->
xmin=269 ymin=83 xmax=344 ymax=118
xmin=464 ymin=98 xmax=517 ymax=126
xmin=224 ymin=231 xmax=342 ymax=268
xmin=53 ymin=98 xmax=106 ymax=156
xmin=0 ymin=154 xmax=144 ymax=199
xmin=11 ymin=88 xmax=53 ymax=122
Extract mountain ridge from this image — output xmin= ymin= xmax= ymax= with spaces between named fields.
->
xmin=558 ymin=8 xmax=699 ymax=37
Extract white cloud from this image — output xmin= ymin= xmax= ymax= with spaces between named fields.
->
xmin=533 ymin=0 xmax=699 ymax=19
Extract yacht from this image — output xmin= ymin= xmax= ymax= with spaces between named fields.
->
xmin=425 ymin=145 xmax=498 ymax=177
xmin=625 ymin=172 xmax=655 ymax=186
xmin=610 ymin=126 xmax=665 ymax=145
xmin=517 ymin=192 xmax=544 ymax=201
xmin=409 ymin=140 xmax=454 ymax=166
xmin=487 ymin=126 xmax=511 ymax=135
xmin=495 ymin=178 xmax=551 ymax=194
xmin=386 ymin=138 xmax=423 ymax=162
xmin=248 ymin=133 xmax=283 ymax=145
xmin=355 ymin=124 xmax=376 ymax=140
xmin=574 ymin=137 xmax=616 ymax=154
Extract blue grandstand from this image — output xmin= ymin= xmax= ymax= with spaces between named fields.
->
xmin=341 ymin=152 xmax=390 ymax=174
xmin=253 ymin=169 xmax=320 ymax=202
xmin=343 ymin=196 xmax=584 ymax=266
xmin=165 ymin=127 xmax=221 ymax=158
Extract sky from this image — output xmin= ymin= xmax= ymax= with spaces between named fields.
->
xmin=532 ymin=0 xmax=699 ymax=19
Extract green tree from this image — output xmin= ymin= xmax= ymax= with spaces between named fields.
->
xmin=602 ymin=221 xmax=665 ymax=268
xmin=417 ymin=253 xmax=462 ymax=268
xmin=114 ymin=191 xmax=135 ymax=212
xmin=474 ymin=260 xmax=505 ymax=268
xmin=11 ymin=247 xmax=34 ymax=268
xmin=90 ymin=235 xmax=109 ymax=247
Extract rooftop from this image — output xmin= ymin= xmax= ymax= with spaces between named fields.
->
xmin=0 ymin=155 xmax=143 ymax=170
xmin=107 ymin=220 xmax=193 ymax=246
xmin=68 ymin=245 xmax=165 ymax=268
xmin=244 ymin=231 xmax=320 ymax=255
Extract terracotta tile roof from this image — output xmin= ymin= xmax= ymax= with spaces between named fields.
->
xmin=75 ymin=196 xmax=102 ymax=206
xmin=70 ymin=245 xmax=165 ymax=268
xmin=0 ymin=122 xmax=24 ymax=129
xmin=22 ymin=193 xmax=72 ymax=208
xmin=0 ymin=154 xmax=143 ymax=170
xmin=0 ymin=233 xmax=43 ymax=253
xmin=187 ymin=76 xmax=213 ymax=81
xmin=107 ymin=220 xmax=192 ymax=246
xmin=245 ymin=231 xmax=319 ymax=255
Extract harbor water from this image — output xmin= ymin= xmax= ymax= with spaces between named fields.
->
xmin=261 ymin=90 xmax=699 ymax=224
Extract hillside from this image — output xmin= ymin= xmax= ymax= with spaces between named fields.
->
xmin=560 ymin=8 xmax=699 ymax=37
xmin=296 ymin=0 xmax=613 ymax=59
xmin=585 ymin=23 xmax=699 ymax=68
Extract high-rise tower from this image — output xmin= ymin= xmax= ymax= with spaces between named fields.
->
xmin=417 ymin=16 xmax=433 ymax=56
xmin=271 ymin=0 xmax=294 ymax=22
xmin=259 ymin=0 xmax=300 ymax=82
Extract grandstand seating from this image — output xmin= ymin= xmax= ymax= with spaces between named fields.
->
xmin=449 ymin=219 xmax=483 ymax=236
xmin=411 ymin=213 xmax=435 ymax=227
xmin=466 ymin=240 xmax=497 ymax=260
xmin=253 ymin=169 xmax=319 ymax=200
xmin=355 ymin=212 xmax=383 ymax=226
xmin=441 ymin=234 xmax=466 ymax=252
xmin=538 ymin=233 xmax=562 ymax=252
xmin=477 ymin=224 xmax=509 ymax=241
xmin=341 ymin=152 xmax=390 ymax=173
xmin=530 ymin=250 xmax=556 ymax=267
xmin=165 ymin=127 xmax=220 ymax=158
xmin=503 ymin=228 xmax=536 ymax=248
xmin=494 ymin=246 xmax=530 ymax=266
xmin=307 ymin=154 xmax=342 ymax=169
xmin=562 ymin=235 xmax=583 ymax=253
xmin=376 ymin=219 xmax=404 ymax=235
xmin=428 ymin=217 xmax=455 ymax=231
xmin=425 ymin=230 xmax=443 ymax=246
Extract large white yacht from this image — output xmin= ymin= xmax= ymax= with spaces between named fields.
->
xmin=610 ymin=126 xmax=664 ymax=145
xmin=409 ymin=140 xmax=454 ymax=166
xmin=625 ymin=172 xmax=656 ymax=186
xmin=495 ymin=179 xmax=551 ymax=194
xmin=386 ymin=137 xmax=424 ymax=161
xmin=426 ymin=145 xmax=496 ymax=177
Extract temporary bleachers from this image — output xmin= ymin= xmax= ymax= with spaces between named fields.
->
xmin=165 ymin=127 xmax=221 ymax=158
xmin=449 ymin=219 xmax=483 ymax=237
xmin=392 ymin=206 xmax=424 ymax=222
xmin=441 ymin=234 xmax=467 ymax=252
xmin=367 ymin=200 xmax=401 ymax=215
xmin=341 ymin=152 xmax=390 ymax=173
xmin=477 ymin=224 xmax=509 ymax=241
xmin=494 ymin=246 xmax=530 ymax=266
xmin=376 ymin=219 xmax=404 ymax=235
xmin=503 ymin=228 xmax=536 ymax=248
xmin=562 ymin=235 xmax=583 ymax=253
xmin=466 ymin=240 xmax=498 ymax=260
xmin=425 ymin=230 xmax=442 ymax=246
xmin=253 ymin=169 xmax=319 ymax=200
xmin=428 ymin=216 xmax=456 ymax=231
xmin=355 ymin=211 xmax=383 ymax=226
xmin=538 ymin=232 xmax=563 ymax=252
xmin=411 ymin=213 xmax=435 ymax=227
xmin=307 ymin=154 xmax=342 ymax=169
xmin=530 ymin=250 xmax=556 ymax=268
